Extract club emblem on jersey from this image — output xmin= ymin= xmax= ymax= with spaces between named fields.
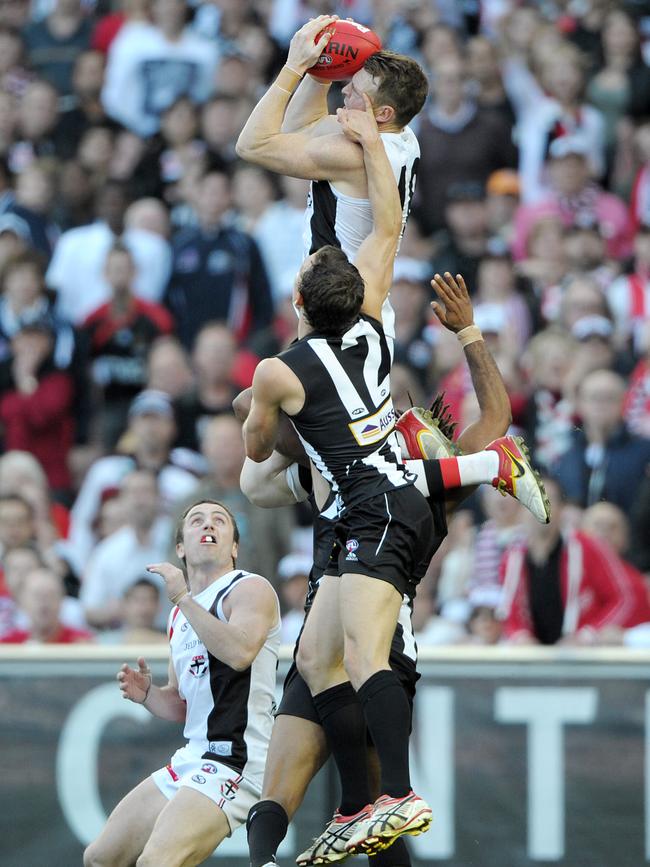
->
xmin=191 ymin=774 xmax=206 ymax=785
xmin=346 ymin=539 xmax=359 ymax=561
xmin=209 ymin=741 xmax=233 ymax=756
xmin=201 ymin=763 xmax=218 ymax=775
xmin=189 ymin=654 xmax=208 ymax=677
xmin=220 ymin=777 xmax=240 ymax=800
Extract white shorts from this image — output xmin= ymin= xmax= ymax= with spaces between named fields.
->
xmin=151 ymin=744 xmax=261 ymax=834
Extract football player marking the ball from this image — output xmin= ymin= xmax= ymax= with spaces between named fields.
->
xmin=83 ymin=500 xmax=280 ymax=867
xmin=244 ymin=101 xmax=550 ymax=859
xmin=236 ymin=15 xmax=427 ymax=267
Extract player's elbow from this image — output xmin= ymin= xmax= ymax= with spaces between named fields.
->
xmin=229 ymin=648 xmax=256 ymax=672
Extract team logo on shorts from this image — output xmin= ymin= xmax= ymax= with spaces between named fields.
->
xmin=346 ymin=539 xmax=359 ymax=561
xmin=191 ymin=774 xmax=206 ymax=785
xmin=220 ymin=778 xmax=240 ymax=800
xmin=189 ymin=654 xmax=208 ymax=677
xmin=201 ymin=763 xmax=218 ymax=775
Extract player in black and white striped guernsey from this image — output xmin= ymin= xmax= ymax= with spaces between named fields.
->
xmin=244 ymin=96 xmax=435 ymax=858
xmin=84 ymin=500 xmax=280 ymax=867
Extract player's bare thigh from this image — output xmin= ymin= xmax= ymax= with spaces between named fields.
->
xmin=83 ymin=777 xmax=167 ymax=867
xmin=339 ymin=572 xmax=403 ymax=689
xmin=261 ymin=714 xmax=329 ymax=819
xmin=137 ymin=786 xmax=231 ymax=867
xmin=296 ymin=575 xmax=347 ymax=692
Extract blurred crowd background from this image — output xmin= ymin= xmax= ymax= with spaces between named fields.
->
xmin=0 ymin=0 xmax=649 ymax=649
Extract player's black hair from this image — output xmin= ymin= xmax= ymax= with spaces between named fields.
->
xmin=298 ymin=246 xmax=365 ymax=336
xmin=363 ymin=50 xmax=428 ymax=127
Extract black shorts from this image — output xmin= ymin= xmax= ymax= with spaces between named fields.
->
xmin=276 ymin=652 xmax=419 ymax=732
xmin=331 ymin=485 xmax=436 ymax=598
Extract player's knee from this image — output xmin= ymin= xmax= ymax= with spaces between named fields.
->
xmin=343 ymin=644 xmax=383 ymax=689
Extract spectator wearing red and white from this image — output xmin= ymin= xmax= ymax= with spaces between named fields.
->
xmin=470 ymin=486 xmax=525 ymax=593
xmin=47 ymin=180 xmax=172 ymax=325
xmin=562 ymin=223 xmax=620 ymax=293
xmin=629 ymin=119 xmax=650 ymax=231
xmin=64 ymin=389 xmax=201 ymax=575
xmin=623 ymin=318 xmax=650 ymax=440
xmin=498 ymin=476 xmax=650 ymax=645
xmin=79 ymin=242 xmax=174 ymax=448
xmin=0 ymin=544 xmax=88 ymax=638
xmin=1 ymin=566 xmax=93 ymax=643
xmin=512 ymin=136 xmax=633 ymax=263
xmin=517 ymin=328 xmax=577 ymax=469
xmin=472 ymin=253 xmax=531 ymax=353
xmin=606 ymin=224 xmax=650 ymax=353
xmin=517 ymin=44 xmax=606 ymax=204
xmin=101 ymin=0 xmax=218 ymax=138
xmin=0 ymin=450 xmax=70 ymax=540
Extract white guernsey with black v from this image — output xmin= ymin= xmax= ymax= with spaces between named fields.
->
xmin=163 ymin=569 xmax=280 ymax=783
xmin=304 ymin=127 xmax=419 ymax=260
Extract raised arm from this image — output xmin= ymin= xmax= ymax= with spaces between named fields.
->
xmin=339 ymin=94 xmax=402 ymax=319
xmin=145 ymin=565 xmax=279 ymax=672
xmin=281 ymin=74 xmax=336 ymax=134
xmin=430 ymin=272 xmax=512 ymax=454
xmin=236 ymin=16 xmax=364 ymax=181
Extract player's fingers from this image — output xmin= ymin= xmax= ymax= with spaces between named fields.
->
xmin=137 ymin=657 xmax=149 ymax=673
xmin=430 ymin=301 xmax=446 ymax=325
xmin=315 ymin=30 xmax=332 ymax=51
xmin=431 ymin=274 xmax=453 ymax=304
xmin=361 ymin=92 xmax=375 ymax=114
xmin=456 ymin=274 xmax=469 ymax=296
xmin=442 ymin=271 xmax=461 ymax=294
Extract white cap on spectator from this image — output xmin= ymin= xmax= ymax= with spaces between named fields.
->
xmin=548 ymin=135 xmax=590 ymax=160
xmin=278 ymin=553 xmax=312 ymax=581
xmin=440 ymin=598 xmax=472 ymax=624
xmin=571 ymin=315 xmax=613 ymax=341
xmin=473 ymin=303 xmax=507 ymax=335
xmin=392 ymin=257 xmax=431 ymax=285
xmin=469 ymin=585 xmax=503 ymax=609
xmin=128 ymin=389 xmax=174 ymax=419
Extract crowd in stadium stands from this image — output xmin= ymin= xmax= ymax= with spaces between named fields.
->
xmin=0 ymin=0 xmax=649 ymax=649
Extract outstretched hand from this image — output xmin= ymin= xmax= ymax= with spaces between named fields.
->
xmin=430 ymin=272 xmax=474 ymax=334
xmin=117 ymin=657 xmax=151 ymax=704
xmin=147 ymin=562 xmax=188 ymax=603
xmin=287 ymin=15 xmax=337 ymax=74
xmin=337 ymin=93 xmax=380 ymax=146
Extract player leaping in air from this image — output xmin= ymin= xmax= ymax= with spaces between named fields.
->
xmin=243 ymin=91 xmax=550 ymax=861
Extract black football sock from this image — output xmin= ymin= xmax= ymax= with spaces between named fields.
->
xmin=357 ymin=670 xmax=411 ymax=798
xmin=369 ymin=836 xmax=411 ymax=866
xmin=247 ymin=799 xmax=288 ymax=867
xmin=313 ymin=682 xmax=372 ymax=815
